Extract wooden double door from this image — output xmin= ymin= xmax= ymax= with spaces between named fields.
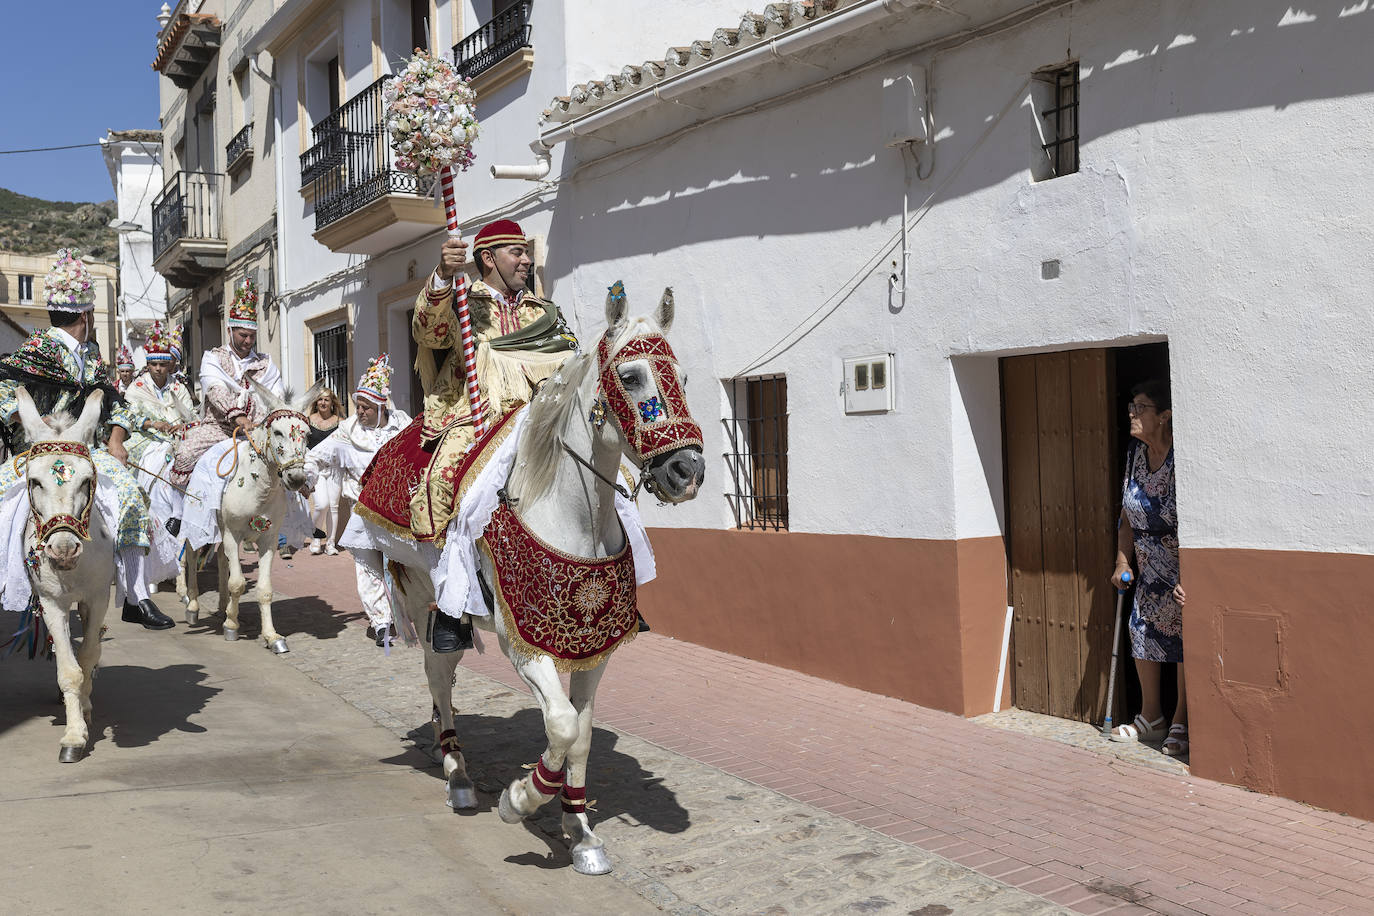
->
xmin=1002 ymin=349 xmax=1120 ymax=724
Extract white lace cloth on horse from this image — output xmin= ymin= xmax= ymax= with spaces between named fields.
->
xmin=433 ymin=406 xmax=656 ymax=621
xmin=0 ymin=475 xmax=178 ymax=613
xmin=180 ymin=439 xmax=313 ymax=551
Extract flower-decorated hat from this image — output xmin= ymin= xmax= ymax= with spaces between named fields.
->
xmin=472 ymin=219 xmax=527 ymax=254
xmin=44 ymin=249 xmax=96 ymax=312
xmin=168 ymin=323 xmax=184 ymax=362
xmin=354 ymin=354 xmax=392 ymax=406
xmin=115 ymin=345 xmax=135 ymax=369
xmin=144 ymin=320 xmax=175 ymax=362
xmin=227 ymin=278 xmax=259 ymax=330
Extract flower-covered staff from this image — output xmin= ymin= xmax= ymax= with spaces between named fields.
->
xmin=306 ymin=355 xmax=411 ymax=645
xmin=0 ymin=250 xmax=178 ymax=630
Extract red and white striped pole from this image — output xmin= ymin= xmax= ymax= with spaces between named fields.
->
xmin=439 ymin=164 xmax=488 ymax=440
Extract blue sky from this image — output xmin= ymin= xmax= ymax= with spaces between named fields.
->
xmin=0 ymin=2 xmax=164 ymax=204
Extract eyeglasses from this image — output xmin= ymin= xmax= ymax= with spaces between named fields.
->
xmin=1126 ymin=401 xmax=1157 ymax=416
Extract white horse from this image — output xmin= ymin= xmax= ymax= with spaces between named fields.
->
xmin=13 ymin=389 xmax=117 ymax=762
xmin=182 ymin=382 xmax=317 ymax=653
xmin=379 ymin=285 xmax=705 ymax=874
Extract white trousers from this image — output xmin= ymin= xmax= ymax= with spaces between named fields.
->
xmin=351 ymin=547 xmax=393 ymax=629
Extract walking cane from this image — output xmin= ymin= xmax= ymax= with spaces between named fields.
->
xmin=1101 ymin=570 xmax=1132 ymax=737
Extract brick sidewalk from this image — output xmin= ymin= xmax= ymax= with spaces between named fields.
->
xmin=265 ymin=549 xmax=1374 ymax=916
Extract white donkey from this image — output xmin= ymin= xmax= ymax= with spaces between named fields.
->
xmin=183 ymin=381 xmax=317 ymax=653
xmin=379 ymin=285 xmax=705 ymax=874
xmin=13 ymin=389 xmax=116 ymax=762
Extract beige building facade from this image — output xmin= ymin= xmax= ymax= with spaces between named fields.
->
xmin=0 ymin=251 xmax=118 ymax=351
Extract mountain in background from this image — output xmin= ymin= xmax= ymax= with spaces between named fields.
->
xmin=0 ymin=188 xmax=118 ymax=262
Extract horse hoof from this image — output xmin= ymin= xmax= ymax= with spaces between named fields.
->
xmin=58 ymin=746 xmax=86 ymax=764
xmin=223 ymin=626 xmax=239 ymax=642
xmin=185 ymin=609 xmax=198 ymax=625
xmin=269 ymin=638 xmax=290 ymax=655
xmin=570 ymin=844 xmax=612 ymax=876
xmin=448 ymin=776 xmax=478 ymax=811
xmin=497 ymin=788 xmax=526 ymax=824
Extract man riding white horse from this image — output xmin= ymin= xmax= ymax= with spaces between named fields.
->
xmin=121 ymin=321 xmax=197 ymax=530
xmin=0 ymin=249 xmax=177 ymax=630
xmin=350 ymin=219 xmax=576 ymax=652
xmin=167 ymin=279 xmax=283 ymax=532
xmin=305 ymin=354 xmax=411 ymax=645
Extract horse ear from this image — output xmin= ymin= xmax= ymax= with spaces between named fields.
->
xmin=291 ymin=378 xmax=327 ymax=415
xmin=69 ymin=390 xmax=105 ymax=446
xmin=654 ymin=287 xmax=675 ymax=335
xmin=247 ymin=377 xmax=284 ymax=414
xmin=13 ymin=386 xmax=46 ymax=442
xmin=604 ymin=280 xmax=628 ymax=330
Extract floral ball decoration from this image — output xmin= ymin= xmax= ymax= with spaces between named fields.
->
xmin=44 ymin=249 xmax=96 ymax=310
xmin=383 ymin=49 xmax=479 ymax=176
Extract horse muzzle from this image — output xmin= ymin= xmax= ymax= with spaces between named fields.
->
xmin=280 ymin=466 xmax=310 ymax=493
xmin=647 ymin=446 xmax=705 ymax=504
xmin=43 ymin=534 xmax=84 ymax=570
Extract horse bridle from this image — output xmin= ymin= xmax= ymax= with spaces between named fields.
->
xmin=25 ymin=441 xmax=95 ymax=543
xmin=260 ymin=408 xmax=310 ymax=477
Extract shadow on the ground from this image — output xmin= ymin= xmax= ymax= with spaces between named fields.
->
xmin=88 ymin=663 xmax=219 ymax=749
xmin=182 ymin=559 xmax=362 ymax=641
xmin=390 ymin=705 xmax=691 ymax=859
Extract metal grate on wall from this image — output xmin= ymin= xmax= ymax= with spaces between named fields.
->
xmin=1040 ymin=62 xmax=1080 ymax=178
xmin=723 ymin=375 xmax=789 ymax=531
xmin=312 ymin=324 xmax=350 ymax=406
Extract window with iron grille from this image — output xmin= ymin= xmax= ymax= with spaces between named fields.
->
xmin=724 ymin=375 xmax=788 ymax=531
xmin=312 ymin=324 xmax=350 ymax=405
xmin=17 ymin=275 xmax=33 ymax=304
xmin=1034 ymin=62 xmax=1079 ymax=180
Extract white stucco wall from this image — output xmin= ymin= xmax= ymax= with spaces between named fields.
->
xmin=102 ymin=138 xmax=169 ymax=333
xmin=541 ymin=0 xmax=1374 ymax=556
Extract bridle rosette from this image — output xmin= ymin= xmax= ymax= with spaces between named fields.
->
xmin=26 ymin=441 xmax=95 ymax=542
xmin=595 ymin=331 xmax=703 ymax=463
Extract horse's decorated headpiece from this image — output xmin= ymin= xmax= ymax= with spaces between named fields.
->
xmin=595 ymin=320 xmax=702 ymax=463
xmin=25 ymin=441 xmax=95 ymax=542
xmin=354 ymin=353 xmax=392 ymax=405
xmin=144 ymin=320 xmax=175 ymax=362
xmin=227 ymin=277 xmax=259 ymax=330
xmin=44 ymin=249 xmax=96 ymax=313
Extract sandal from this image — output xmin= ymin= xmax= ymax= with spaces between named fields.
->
xmin=1162 ymin=723 xmax=1190 ymax=757
xmin=1109 ymin=713 xmax=1166 ymax=743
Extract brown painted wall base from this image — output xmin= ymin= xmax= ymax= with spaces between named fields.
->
xmin=1182 ymin=547 xmax=1374 ymax=821
xmin=638 ymin=528 xmax=1010 ymax=716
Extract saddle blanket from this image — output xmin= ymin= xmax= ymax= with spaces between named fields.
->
xmin=181 ymin=439 xmax=312 ymax=552
xmin=0 ymin=475 xmax=178 ymax=614
xmin=344 ymin=405 xmax=655 ymax=622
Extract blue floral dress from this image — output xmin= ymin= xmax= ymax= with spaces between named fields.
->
xmin=1122 ymin=440 xmax=1181 ymax=663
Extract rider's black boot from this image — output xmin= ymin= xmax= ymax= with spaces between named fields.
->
xmin=430 ymin=610 xmax=474 ymax=653
xmin=124 ymin=599 xmax=175 ymax=630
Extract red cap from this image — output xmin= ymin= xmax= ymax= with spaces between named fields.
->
xmin=472 ymin=219 xmax=527 ymax=253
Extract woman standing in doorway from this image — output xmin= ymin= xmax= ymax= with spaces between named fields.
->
xmin=1109 ymin=378 xmax=1189 ymax=757
xmin=307 ymin=388 xmax=343 ymax=554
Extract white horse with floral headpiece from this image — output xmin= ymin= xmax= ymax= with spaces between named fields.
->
xmin=374 ymin=283 xmax=705 ymax=874
xmin=181 ymin=381 xmax=319 ymax=653
xmin=11 ymin=388 xmax=117 ymax=762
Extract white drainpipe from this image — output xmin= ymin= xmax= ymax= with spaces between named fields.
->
xmin=491 ymin=139 xmax=553 ymax=181
xmin=253 ymin=51 xmax=292 ymax=389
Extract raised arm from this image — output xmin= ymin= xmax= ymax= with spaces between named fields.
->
xmin=412 ymin=236 xmax=470 ymax=349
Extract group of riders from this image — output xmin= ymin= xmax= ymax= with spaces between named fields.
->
xmin=0 ymin=219 xmax=582 ymax=650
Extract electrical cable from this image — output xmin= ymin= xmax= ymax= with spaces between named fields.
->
xmin=0 ymin=142 xmax=103 ymax=155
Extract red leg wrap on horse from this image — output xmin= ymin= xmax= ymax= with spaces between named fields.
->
xmin=438 ymin=729 xmax=460 ymax=759
xmin=531 ymin=759 xmax=565 ymax=796
xmin=560 ymin=784 xmax=587 ymax=813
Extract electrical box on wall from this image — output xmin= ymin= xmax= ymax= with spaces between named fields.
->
xmin=881 ymin=64 xmax=928 ymax=148
xmin=843 ymin=354 xmax=894 ymax=414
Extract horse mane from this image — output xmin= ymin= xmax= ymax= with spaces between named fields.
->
xmin=507 ymin=317 xmax=656 ymax=505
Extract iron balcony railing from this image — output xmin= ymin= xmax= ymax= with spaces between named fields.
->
xmin=152 ymin=170 xmax=224 ymax=260
xmin=300 ymin=75 xmax=432 ymax=230
xmin=453 ymin=0 xmax=533 ymax=81
xmin=226 ymin=123 xmax=253 ymax=170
